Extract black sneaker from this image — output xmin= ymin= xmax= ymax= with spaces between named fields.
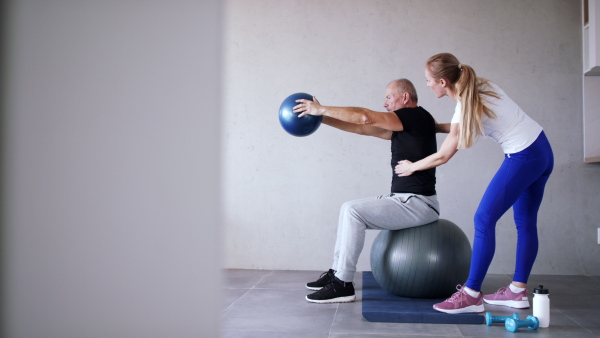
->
xmin=306 ymin=269 xmax=335 ymax=290
xmin=305 ymin=278 xmax=356 ymax=304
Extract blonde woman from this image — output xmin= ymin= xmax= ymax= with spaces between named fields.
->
xmin=395 ymin=53 xmax=554 ymax=314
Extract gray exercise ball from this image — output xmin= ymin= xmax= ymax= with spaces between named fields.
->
xmin=370 ymin=219 xmax=471 ymax=299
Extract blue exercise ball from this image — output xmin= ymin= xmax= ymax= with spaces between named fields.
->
xmin=279 ymin=92 xmax=323 ymax=137
xmin=370 ymin=219 xmax=472 ymax=299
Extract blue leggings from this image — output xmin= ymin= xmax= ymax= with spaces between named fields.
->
xmin=466 ymin=131 xmax=554 ymax=291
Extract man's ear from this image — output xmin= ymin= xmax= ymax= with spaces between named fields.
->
xmin=403 ymin=92 xmax=410 ymax=104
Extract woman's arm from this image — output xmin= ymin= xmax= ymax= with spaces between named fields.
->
xmin=395 ymin=123 xmax=460 ymax=176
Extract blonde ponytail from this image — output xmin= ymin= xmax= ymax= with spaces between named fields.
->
xmin=426 ymin=53 xmax=499 ymax=149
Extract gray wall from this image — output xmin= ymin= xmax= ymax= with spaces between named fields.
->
xmin=223 ymin=0 xmax=600 ymax=276
xmin=1 ymin=1 xmax=222 ymax=337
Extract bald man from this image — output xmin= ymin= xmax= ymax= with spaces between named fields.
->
xmin=294 ymin=79 xmax=441 ymax=303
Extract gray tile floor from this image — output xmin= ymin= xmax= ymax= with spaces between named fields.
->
xmin=223 ymin=269 xmax=600 ymax=337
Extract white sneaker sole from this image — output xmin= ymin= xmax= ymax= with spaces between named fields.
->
xmin=483 ymin=298 xmax=530 ymax=309
xmin=306 ymin=285 xmax=322 ymax=291
xmin=305 ymin=295 xmax=356 ymax=304
xmin=433 ymin=304 xmax=485 ymax=314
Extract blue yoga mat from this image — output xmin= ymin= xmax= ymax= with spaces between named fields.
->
xmin=362 ymin=271 xmax=484 ymax=324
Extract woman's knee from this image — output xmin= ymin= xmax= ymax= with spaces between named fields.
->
xmin=473 ymin=209 xmax=496 ymax=236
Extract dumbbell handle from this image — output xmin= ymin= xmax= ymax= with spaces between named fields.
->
xmin=505 ymin=316 xmax=540 ymax=332
xmin=485 ymin=312 xmax=520 ymax=326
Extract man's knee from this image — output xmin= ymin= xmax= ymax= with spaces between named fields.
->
xmin=340 ymin=199 xmax=368 ymax=222
xmin=341 ymin=198 xmax=364 ymax=212
xmin=339 ymin=200 xmax=352 ymax=215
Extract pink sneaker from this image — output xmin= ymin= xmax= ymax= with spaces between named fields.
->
xmin=433 ymin=285 xmax=485 ymax=314
xmin=483 ymin=285 xmax=530 ymax=309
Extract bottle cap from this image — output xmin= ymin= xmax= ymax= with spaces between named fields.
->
xmin=533 ymin=285 xmax=549 ymax=294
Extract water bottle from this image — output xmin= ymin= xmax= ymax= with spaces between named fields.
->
xmin=533 ymin=285 xmax=550 ymax=328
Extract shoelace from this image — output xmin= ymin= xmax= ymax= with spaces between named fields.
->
xmin=318 ymin=269 xmax=334 ymax=281
xmin=496 ymin=286 xmax=509 ymax=295
xmin=446 ymin=285 xmax=468 ymax=304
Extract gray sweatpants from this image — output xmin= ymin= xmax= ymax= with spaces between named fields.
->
xmin=332 ymin=193 xmax=440 ymax=282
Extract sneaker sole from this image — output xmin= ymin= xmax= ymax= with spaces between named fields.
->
xmin=433 ymin=304 xmax=485 ymax=314
xmin=305 ymin=295 xmax=356 ymax=304
xmin=306 ymin=285 xmax=322 ymax=291
xmin=483 ymin=299 xmax=530 ymax=309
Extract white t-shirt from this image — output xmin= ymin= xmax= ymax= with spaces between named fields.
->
xmin=451 ymin=82 xmax=543 ymax=154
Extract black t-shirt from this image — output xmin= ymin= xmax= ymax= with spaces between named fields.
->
xmin=390 ymin=107 xmax=437 ymax=195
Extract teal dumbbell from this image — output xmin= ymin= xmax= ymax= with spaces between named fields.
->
xmin=505 ymin=315 xmax=540 ymax=332
xmin=485 ymin=312 xmax=520 ymax=326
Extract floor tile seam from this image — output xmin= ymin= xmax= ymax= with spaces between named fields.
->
xmin=250 ymin=269 xmax=274 ymax=289
xmin=558 ymin=307 xmax=597 ymax=334
xmin=221 ymin=288 xmax=254 ymax=314
xmin=327 ymin=304 xmax=340 ymax=338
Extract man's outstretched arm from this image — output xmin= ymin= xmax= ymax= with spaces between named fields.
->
xmin=293 ymin=97 xmax=402 ymax=140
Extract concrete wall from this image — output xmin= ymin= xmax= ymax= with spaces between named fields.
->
xmin=223 ymin=0 xmax=600 ymax=276
xmin=1 ymin=1 xmax=222 ymax=336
